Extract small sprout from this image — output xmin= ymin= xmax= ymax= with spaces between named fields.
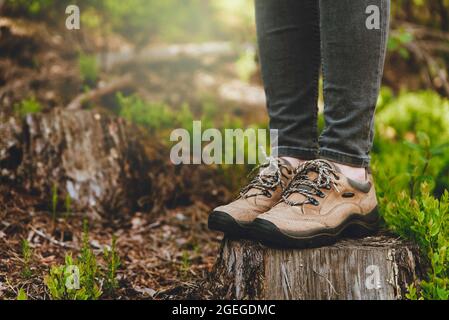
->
xmin=51 ymin=184 xmax=58 ymax=222
xmin=21 ymin=239 xmax=32 ymax=278
xmin=103 ymin=235 xmax=121 ymax=295
xmin=64 ymin=193 xmax=72 ymax=218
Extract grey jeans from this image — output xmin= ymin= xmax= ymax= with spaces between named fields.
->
xmin=256 ymin=0 xmax=390 ymax=167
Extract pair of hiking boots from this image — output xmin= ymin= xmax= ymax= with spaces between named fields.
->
xmin=208 ymin=158 xmax=379 ymax=248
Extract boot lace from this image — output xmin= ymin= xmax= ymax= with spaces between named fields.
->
xmin=239 ymin=157 xmax=292 ymax=199
xmin=282 ymin=159 xmax=340 ymax=207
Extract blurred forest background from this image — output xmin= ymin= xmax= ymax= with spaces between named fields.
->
xmin=0 ymin=0 xmax=448 ymax=300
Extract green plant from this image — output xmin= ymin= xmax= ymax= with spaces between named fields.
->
xmin=21 ymin=239 xmax=32 ymax=278
xmin=372 ymin=89 xmax=449 ymax=300
xmin=382 ymin=184 xmax=449 ymax=299
xmin=64 ymin=193 xmax=72 ymax=218
xmin=16 ymin=288 xmax=28 ymax=300
xmin=45 ymin=220 xmax=103 ymax=300
xmin=180 ymin=251 xmax=191 ymax=278
xmin=117 ymin=93 xmax=175 ymax=132
xmin=14 ymin=97 xmax=42 ymax=117
xmin=405 ymin=283 xmax=423 ymax=300
xmin=103 ymin=235 xmax=121 ymax=295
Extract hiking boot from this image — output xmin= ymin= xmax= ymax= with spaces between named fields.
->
xmin=208 ymin=157 xmax=295 ymax=238
xmin=250 ymin=159 xmax=379 ymax=248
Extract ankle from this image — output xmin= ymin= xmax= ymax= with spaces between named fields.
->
xmin=280 ymin=157 xmax=305 ymax=168
xmin=331 ymin=162 xmax=367 ymax=182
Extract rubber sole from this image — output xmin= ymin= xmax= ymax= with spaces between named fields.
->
xmin=250 ymin=207 xmax=381 ymax=249
xmin=208 ymin=211 xmax=253 ymax=239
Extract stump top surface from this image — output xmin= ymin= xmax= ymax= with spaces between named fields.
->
xmin=225 ymin=234 xmax=414 ymax=251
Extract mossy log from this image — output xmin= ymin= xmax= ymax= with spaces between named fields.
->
xmin=209 ymin=236 xmax=425 ymax=300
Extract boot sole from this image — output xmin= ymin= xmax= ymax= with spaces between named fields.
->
xmin=208 ymin=211 xmax=252 ymax=239
xmin=250 ymin=207 xmax=381 ymax=249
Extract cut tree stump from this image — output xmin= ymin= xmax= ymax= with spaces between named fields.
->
xmin=0 ymin=109 xmax=151 ymax=215
xmin=209 ymin=236 xmax=425 ymax=300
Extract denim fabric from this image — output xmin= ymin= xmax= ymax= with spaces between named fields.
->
xmin=255 ymin=0 xmax=390 ymax=167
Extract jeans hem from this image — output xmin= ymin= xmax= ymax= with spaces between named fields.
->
xmin=319 ymin=148 xmax=370 ymax=168
xmin=273 ymin=146 xmax=318 ymax=160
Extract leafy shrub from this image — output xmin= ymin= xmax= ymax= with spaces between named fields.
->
xmin=382 ymin=184 xmax=449 ymax=300
xmin=376 ymin=90 xmax=449 ymax=145
xmin=373 ymin=89 xmax=449 ymax=300
xmin=45 ymin=252 xmax=102 ymax=300
xmin=44 ymin=221 xmax=119 ymax=300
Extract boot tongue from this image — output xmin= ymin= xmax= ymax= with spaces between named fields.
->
xmin=244 ymin=158 xmax=292 ymax=198
xmin=284 ymin=159 xmax=337 ymax=204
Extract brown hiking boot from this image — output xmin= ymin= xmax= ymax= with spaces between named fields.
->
xmin=250 ymin=159 xmax=379 ymax=248
xmin=208 ymin=158 xmax=295 ymax=237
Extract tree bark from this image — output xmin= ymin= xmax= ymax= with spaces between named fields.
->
xmin=209 ymin=235 xmax=425 ymax=300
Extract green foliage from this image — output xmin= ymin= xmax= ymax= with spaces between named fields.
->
xmin=382 ymin=184 xmax=449 ymax=300
xmin=14 ymin=97 xmax=42 ymax=117
xmin=45 ymin=220 xmax=121 ymax=300
xmin=117 ymin=93 xmax=175 ymax=132
xmin=405 ymin=283 xmax=424 ymax=300
xmin=45 ymin=252 xmax=102 ymax=300
xmin=373 ymin=90 xmax=449 ymax=300
xmin=45 ymin=221 xmax=101 ymax=300
xmin=16 ymin=288 xmax=28 ymax=300
xmin=78 ymin=53 xmax=98 ymax=85
xmin=180 ymin=251 xmax=191 ymax=279
xmin=387 ymin=29 xmax=414 ymax=58
xmin=376 ymin=91 xmax=449 ymax=145
xmin=21 ymin=239 xmax=32 ymax=278
xmin=103 ymin=235 xmax=120 ymax=295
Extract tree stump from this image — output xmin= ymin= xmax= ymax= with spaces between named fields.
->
xmin=0 ymin=109 xmax=151 ymax=216
xmin=209 ymin=236 xmax=425 ymax=300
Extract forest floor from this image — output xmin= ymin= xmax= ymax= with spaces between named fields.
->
xmin=0 ymin=185 xmax=223 ymax=299
xmin=0 ymin=17 xmax=257 ymax=300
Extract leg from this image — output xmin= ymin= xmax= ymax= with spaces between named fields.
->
xmin=319 ymin=0 xmax=390 ymax=168
xmin=255 ymin=0 xmax=321 ymax=161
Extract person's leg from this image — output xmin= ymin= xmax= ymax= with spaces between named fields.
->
xmin=319 ymin=0 xmax=390 ymax=179
xmin=255 ymin=0 xmax=321 ymax=164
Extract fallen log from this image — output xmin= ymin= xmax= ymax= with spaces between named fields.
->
xmin=209 ymin=236 xmax=425 ymax=300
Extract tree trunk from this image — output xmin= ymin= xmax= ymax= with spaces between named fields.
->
xmin=209 ymin=235 xmax=425 ymax=300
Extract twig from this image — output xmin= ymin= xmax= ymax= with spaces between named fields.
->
xmin=30 ymin=226 xmax=77 ymax=250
